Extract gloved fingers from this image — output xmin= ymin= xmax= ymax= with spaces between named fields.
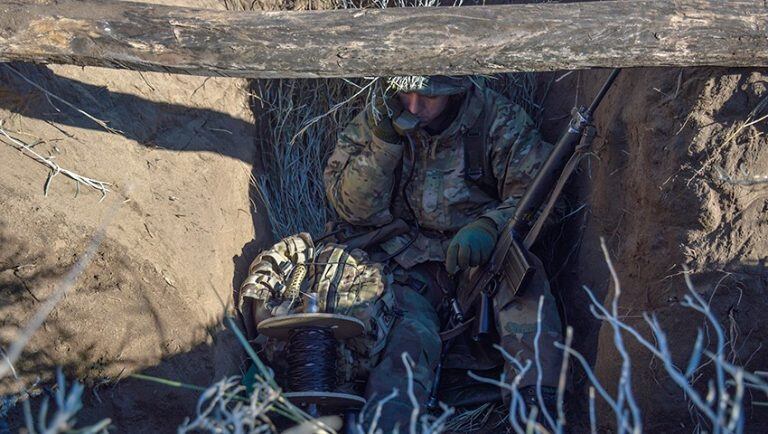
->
xmin=457 ymin=242 xmax=472 ymax=270
xmin=480 ymin=244 xmax=493 ymax=266
xmin=445 ymin=242 xmax=460 ymax=274
xmin=468 ymin=244 xmax=481 ymax=267
xmin=478 ymin=245 xmax=492 ymax=266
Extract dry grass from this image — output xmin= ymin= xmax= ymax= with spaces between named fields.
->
xmin=249 ymin=77 xmax=372 ymax=238
xmin=465 ymin=239 xmax=767 ymax=434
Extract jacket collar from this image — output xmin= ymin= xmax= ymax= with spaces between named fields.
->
xmin=428 ymin=85 xmax=484 ymax=141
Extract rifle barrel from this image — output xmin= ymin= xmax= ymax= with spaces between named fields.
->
xmin=587 ymin=69 xmax=621 ymax=116
xmin=510 ymin=68 xmax=620 ymax=237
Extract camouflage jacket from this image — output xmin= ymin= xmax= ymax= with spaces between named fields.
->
xmin=324 ymin=85 xmax=552 ymax=269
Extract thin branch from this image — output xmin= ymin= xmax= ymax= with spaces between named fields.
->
xmin=555 ymin=327 xmax=573 ymax=431
xmin=401 ymin=352 xmax=419 ymax=434
xmin=0 ymin=122 xmax=111 ymax=198
xmin=713 ymin=165 xmax=768 ymax=186
xmin=600 ymin=238 xmax=642 ymax=433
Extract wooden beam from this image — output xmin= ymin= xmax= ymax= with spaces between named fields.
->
xmin=0 ymin=0 xmax=766 ymax=78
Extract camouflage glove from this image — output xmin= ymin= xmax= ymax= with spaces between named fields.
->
xmin=366 ymin=95 xmax=404 ymax=143
xmin=445 ymin=217 xmax=499 ymax=275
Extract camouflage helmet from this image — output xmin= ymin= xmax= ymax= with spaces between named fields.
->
xmin=386 ymin=75 xmax=472 ymax=96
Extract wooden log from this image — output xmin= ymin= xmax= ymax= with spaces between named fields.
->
xmin=0 ymin=0 xmax=766 ymax=79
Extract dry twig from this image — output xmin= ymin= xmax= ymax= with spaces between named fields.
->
xmin=688 ymin=95 xmax=768 ymax=185
xmin=0 ymin=122 xmax=111 ymax=198
xmin=713 ymin=165 xmax=768 ymax=186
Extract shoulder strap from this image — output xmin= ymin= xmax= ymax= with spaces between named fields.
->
xmin=464 ymin=104 xmax=497 ymax=198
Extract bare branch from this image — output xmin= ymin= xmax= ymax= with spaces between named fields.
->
xmin=0 ymin=123 xmax=111 ymax=198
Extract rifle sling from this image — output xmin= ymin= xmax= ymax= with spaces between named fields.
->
xmin=464 ymin=101 xmax=497 ymax=198
xmin=523 ymin=132 xmax=592 ymax=249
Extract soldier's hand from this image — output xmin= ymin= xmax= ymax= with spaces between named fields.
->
xmin=445 ymin=217 xmax=499 ymax=275
xmin=366 ymin=93 xmax=404 ymax=143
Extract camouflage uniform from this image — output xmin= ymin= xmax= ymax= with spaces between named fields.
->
xmin=324 ymin=81 xmax=563 ymax=428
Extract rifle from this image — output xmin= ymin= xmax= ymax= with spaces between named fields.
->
xmin=464 ymin=68 xmax=621 ymax=341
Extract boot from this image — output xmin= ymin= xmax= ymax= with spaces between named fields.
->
xmin=519 ymin=385 xmax=558 ymax=423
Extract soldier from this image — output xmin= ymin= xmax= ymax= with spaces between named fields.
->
xmin=323 ymin=75 xmax=563 ymax=430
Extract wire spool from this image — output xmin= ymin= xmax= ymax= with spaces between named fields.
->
xmin=258 ymin=313 xmax=367 ymax=410
xmin=286 ymin=327 xmax=337 ymax=392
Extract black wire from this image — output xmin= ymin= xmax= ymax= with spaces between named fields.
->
xmin=325 ymin=250 xmax=348 ymax=313
xmin=309 ymin=134 xmax=419 ymax=265
xmin=314 ymin=227 xmax=344 ymax=243
xmin=286 ymin=327 xmax=337 ymax=392
xmin=379 ymin=133 xmax=420 ymax=263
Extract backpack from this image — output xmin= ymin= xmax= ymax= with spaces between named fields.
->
xmin=238 ymin=233 xmax=396 ymax=387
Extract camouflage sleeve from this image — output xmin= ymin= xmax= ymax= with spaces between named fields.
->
xmin=324 ymin=111 xmax=403 ymax=226
xmin=481 ymin=93 xmax=553 ymax=229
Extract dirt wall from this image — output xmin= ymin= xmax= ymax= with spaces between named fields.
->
xmin=0 ymin=46 xmax=268 ymax=434
xmin=536 ymin=67 xmax=768 ymax=431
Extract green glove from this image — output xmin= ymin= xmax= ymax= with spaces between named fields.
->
xmin=445 ymin=217 xmax=499 ymax=275
xmin=366 ymin=94 xmax=404 ymax=143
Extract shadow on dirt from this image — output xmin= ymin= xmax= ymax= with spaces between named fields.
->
xmin=4 ymin=325 xmax=247 ymax=433
xmin=0 ymin=62 xmax=266 ymax=432
xmin=0 ymin=222 xmax=64 ymax=311
xmin=0 ymin=61 xmax=274 ymax=355
xmin=0 ymin=62 xmax=254 ymax=163
xmin=1 ymin=217 xmax=248 ymax=431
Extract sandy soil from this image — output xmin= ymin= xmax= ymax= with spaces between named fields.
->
xmin=1 ymin=2 xmax=767 ymax=431
xmin=0 ymin=38 xmax=270 ymax=434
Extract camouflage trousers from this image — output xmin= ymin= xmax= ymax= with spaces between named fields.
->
xmin=364 ymin=254 xmax=563 ymax=431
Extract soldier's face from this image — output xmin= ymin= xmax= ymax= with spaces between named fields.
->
xmin=398 ymin=92 xmax=450 ymax=126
